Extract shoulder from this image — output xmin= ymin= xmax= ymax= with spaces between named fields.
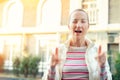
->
xmin=57 ymin=43 xmax=68 ymax=54
xmin=57 ymin=38 xmax=71 ymax=50
xmin=85 ymin=37 xmax=99 ymax=49
xmin=86 ymin=38 xmax=99 ymax=53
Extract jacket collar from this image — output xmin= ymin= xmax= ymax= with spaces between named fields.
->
xmin=64 ymin=36 xmax=94 ymax=49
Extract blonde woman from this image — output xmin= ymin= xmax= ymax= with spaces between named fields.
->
xmin=43 ymin=9 xmax=112 ymax=80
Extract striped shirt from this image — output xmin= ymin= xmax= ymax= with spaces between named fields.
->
xmin=62 ymin=46 xmax=89 ymax=80
xmin=48 ymin=46 xmax=108 ymax=80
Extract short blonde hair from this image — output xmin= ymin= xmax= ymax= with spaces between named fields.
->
xmin=68 ymin=9 xmax=89 ymax=24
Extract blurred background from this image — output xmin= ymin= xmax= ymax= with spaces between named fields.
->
xmin=0 ymin=0 xmax=120 ymax=80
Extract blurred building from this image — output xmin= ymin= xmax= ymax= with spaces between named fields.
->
xmin=0 ymin=0 xmax=120 ymax=76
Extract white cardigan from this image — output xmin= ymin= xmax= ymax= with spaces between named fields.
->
xmin=42 ymin=39 xmax=112 ymax=80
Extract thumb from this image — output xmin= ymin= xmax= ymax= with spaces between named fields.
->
xmin=98 ymin=45 xmax=102 ymax=55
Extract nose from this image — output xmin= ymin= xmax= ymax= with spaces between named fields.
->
xmin=76 ymin=22 xmax=82 ymax=28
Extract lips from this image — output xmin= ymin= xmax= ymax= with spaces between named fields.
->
xmin=74 ymin=30 xmax=82 ymax=33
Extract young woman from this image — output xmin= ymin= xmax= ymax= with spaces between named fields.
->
xmin=42 ymin=9 xmax=112 ymax=80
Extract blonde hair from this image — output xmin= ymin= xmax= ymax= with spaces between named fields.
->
xmin=68 ymin=9 xmax=89 ymax=24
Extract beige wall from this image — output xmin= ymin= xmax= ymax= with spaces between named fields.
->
xmin=0 ymin=0 xmax=8 ymax=27
xmin=61 ymin=0 xmax=70 ymax=25
xmin=109 ymin=0 xmax=120 ymax=23
xmin=21 ymin=0 xmax=39 ymax=27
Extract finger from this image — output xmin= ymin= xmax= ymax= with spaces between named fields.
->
xmin=51 ymin=53 xmax=55 ymax=60
xmin=98 ymin=45 xmax=102 ymax=55
xmin=55 ymin=47 xmax=58 ymax=57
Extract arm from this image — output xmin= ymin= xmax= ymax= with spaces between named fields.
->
xmin=42 ymin=56 xmax=57 ymax=80
xmin=47 ymin=47 xmax=60 ymax=80
xmin=48 ymin=66 xmax=56 ymax=80
xmin=100 ymin=60 xmax=112 ymax=80
xmin=97 ymin=45 xmax=112 ymax=80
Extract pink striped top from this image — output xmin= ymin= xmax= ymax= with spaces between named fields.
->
xmin=62 ymin=46 xmax=89 ymax=80
xmin=48 ymin=46 xmax=108 ymax=80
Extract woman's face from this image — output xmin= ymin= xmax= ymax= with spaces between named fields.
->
xmin=68 ymin=10 xmax=89 ymax=39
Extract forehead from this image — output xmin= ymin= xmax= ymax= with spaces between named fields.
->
xmin=70 ymin=11 xmax=88 ymax=20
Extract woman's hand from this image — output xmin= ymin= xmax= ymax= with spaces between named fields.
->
xmin=96 ymin=45 xmax=106 ymax=67
xmin=51 ymin=48 xmax=60 ymax=67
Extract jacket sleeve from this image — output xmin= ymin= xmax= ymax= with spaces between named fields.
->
xmin=42 ymin=44 xmax=66 ymax=80
xmin=100 ymin=60 xmax=112 ymax=80
xmin=41 ymin=54 xmax=53 ymax=80
xmin=48 ymin=66 xmax=56 ymax=80
xmin=42 ymin=63 xmax=57 ymax=80
xmin=94 ymin=44 xmax=112 ymax=80
xmin=42 ymin=45 xmax=62 ymax=80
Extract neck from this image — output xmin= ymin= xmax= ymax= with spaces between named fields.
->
xmin=70 ymin=37 xmax=86 ymax=47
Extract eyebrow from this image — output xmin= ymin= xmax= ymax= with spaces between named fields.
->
xmin=71 ymin=19 xmax=87 ymax=21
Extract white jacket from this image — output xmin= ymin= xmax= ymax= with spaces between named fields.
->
xmin=42 ymin=39 xmax=112 ymax=80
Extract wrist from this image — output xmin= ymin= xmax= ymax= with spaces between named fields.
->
xmin=50 ymin=65 xmax=55 ymax=68
xmin=100 ymin=63 xmax=105 ymax=68
xmin=50 ymin=66 xmax=55 ymax=72
xmin=50 ymin=63 xmax=56 ymax=68
xmin=100 ymin=64 xmax=106 ymax=73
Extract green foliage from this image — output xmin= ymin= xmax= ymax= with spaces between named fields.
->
xmin=13 ymin=57 xmax=21 ymax=76
xmin=28 ymin=56 xmax=40 ymax=77
xmin=113 ymin=52 xmax=120 ymax=80
xmin=13 ymin=55 xmax=40 ymax=78
xmin=20 ymin=57 xmax=30 ymax=77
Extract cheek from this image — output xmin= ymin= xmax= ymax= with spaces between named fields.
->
xmin=69 ymin=24 xmax=75 ymax=31
xmin=70 ymin=28 xmax=74 ymax=33
xmin=69 ymin=27 xmax=75 ymax=35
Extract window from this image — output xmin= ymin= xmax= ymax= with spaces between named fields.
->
xmin=82 ymin=0 xmax=98 ymax=25
xmin=2 ymin=0 xmax=23 ymax=28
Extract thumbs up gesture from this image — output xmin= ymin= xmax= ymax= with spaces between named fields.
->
xmin=51 ymin=48 xmax=60 ymax=67
xmin=96 ymin=45 xmax=106 ymax=67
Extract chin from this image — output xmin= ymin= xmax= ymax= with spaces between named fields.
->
xmin=75 ymin=36 xmax=83 ymax=39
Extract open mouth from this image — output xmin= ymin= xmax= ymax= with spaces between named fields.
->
xmin=75 ymin=30 xmax=82 ymax=33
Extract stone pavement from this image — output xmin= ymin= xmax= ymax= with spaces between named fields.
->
xmin=0 ymin=77 xmax=19 ymax=80
xmin=0 ymin=72 xmax=42 ymax=80
xmin=0 ymin=77 xmax=41 ymax=80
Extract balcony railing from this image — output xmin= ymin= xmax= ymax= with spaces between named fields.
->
xmin=87 ymin=8 xmax=98 ymax=25
xmin=82 ymin=1 xmax=98 ymax=25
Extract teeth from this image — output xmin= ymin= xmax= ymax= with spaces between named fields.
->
xmin=75 ymin=30 xmax=82 ymax=33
